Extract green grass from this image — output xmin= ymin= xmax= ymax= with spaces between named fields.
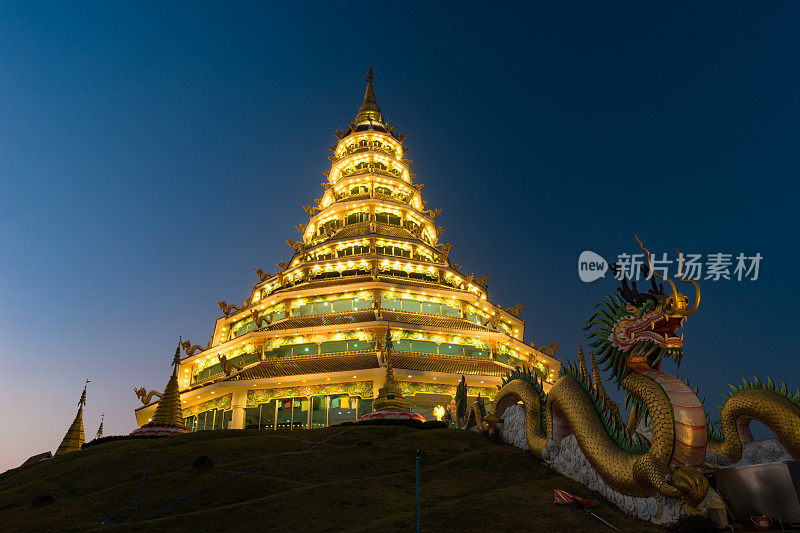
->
xmin=0 ymin=426 xmax=661 ymax=532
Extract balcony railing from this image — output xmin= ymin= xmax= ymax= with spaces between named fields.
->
xmin=339 ymin=166 xmax=403 ymax=181
xmin=332 ymin=191 xmax=411 ymax=206
xmin=335 ymin=144 xmax=398 ymax=162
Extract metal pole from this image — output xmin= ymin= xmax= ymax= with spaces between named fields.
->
xmin=415 ymin=447 xmax=421 ymax=533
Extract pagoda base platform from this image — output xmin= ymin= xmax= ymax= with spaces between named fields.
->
xmin=130 ymin=425 xmax=191 ymax=437
xmin=356 ymin=410 xmax=426 ymax=423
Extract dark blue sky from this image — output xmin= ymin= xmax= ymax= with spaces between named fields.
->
xmin=2 ymin=3 xmax=798 ymax=469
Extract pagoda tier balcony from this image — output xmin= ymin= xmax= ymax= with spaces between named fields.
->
xmin=189 ymin=340 xmax=529 ymax=387
xmin=331 ymin=165 xmax=411 ymax=185
xmin=331 ymin=190 xmax=413 ymax=206
xmin=192 ymin=351 xmax=380 ymax=385
xmin=302 ymin=227 xmax=439 ymax=259
xmin=332 ymin=143 xmax=399 ymax=162
xmin=231 ymin=352 xmax=380 ymax=381
xmin=234 ymin=352 xmax=509 ymax=382
xmin=333 ymin=131 xmax=403 ymax=159
xmin=308 ymin=220 xmax=435 ymax=247
xmin=189 ymin=343 xmax=531 ymax=388
xmin=262 ymin=270 xmax=483 ymax=303
xmin=389 ymin=353 xmax=509 ymax=377
xmin=333 ymin=191 xmax=371 ymax=202
xmin=246 ymin=308 xmax=496 ymax=337
xmin=328 ymin=173 xmax=417 ymax=201
xmin=218 ymin=307 xmax=516 ymax=354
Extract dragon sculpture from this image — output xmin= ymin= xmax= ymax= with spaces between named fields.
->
xmin=180 ymin=339 xmax=208 ymax=356
xmin=253 ymin=268 xmax=272 ymax=282
xmin=219 ymin=355 xmax=243 ymax=376
xmin=536 ymin=342 xmax=560 ymax=357
xmin=459 ymin=238 xmax=800 ymax=516
xmin=134 ymin=387 xmax=162 ymax=405
xmin=505 ymin=304 xmax=525 ymax=317
xmin=218 ymin=299 xmax=249 ymax=317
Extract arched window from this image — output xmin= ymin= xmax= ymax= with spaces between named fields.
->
xmin=374 ymin=185 xmax=392 ymax=196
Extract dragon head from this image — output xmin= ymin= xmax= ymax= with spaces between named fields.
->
xmin=584 ymin=238 xmax=701 ymax=384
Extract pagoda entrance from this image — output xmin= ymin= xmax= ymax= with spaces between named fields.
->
xmin=244 ymin=394 xmax=374 ymax=430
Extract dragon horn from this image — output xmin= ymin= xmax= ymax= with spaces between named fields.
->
xmin=675 ymin=248 xmax=701 ymax=316
xmin=635 ymin=235 xmax=679 ymax=304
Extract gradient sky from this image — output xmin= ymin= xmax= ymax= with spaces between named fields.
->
xmin=1 ymin=3 xmax=799 ymax=471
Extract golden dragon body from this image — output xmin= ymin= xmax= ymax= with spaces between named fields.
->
xmin=460 ymin=242 xmax=800 ymax=511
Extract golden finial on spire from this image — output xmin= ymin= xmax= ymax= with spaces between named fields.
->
xmin=355 ymin=66 xmax=383 ymax=124
xmin=172 ymin=338 xmax=181 ymax=374
xmin=384 ymin=327 xmax=392 ymax=366
xmin=79 ymin=379 xmax=89 ymax=407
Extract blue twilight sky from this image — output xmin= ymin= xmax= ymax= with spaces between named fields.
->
xmin=1 ymin=3 xmax=799 ymax=471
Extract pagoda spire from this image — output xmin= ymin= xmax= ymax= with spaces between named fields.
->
xmin=355 ymin=66 xmax=384 ymax=125
xmin=96 ymin=413 xmax=105 ymax=440
xmin=55 ymin=380 xmax=89 ymax=455
xmin=576 ymin=335 xmax=590 ymax=384
xmin=142 ymin=340 xmax=187 ymax=429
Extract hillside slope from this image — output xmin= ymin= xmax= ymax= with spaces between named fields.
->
xmin=0 ymin=426 xmax=660 ymax=532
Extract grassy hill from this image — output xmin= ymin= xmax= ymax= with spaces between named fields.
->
xmin=0 ymin=426 xmax=661 ymax=532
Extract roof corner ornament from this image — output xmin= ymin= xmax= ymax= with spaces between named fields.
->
xmin=181 ymin=339 xmax=206 ymax=356
xmin=254 ymin=268 xmax=272 ymax=282
xmin=218 ymin=299 xmax=246 ymax=317
xmin=505 ymin=304 xmax=525 ymax=317
xmin=536 ymin=341 xmax=560 ymax=357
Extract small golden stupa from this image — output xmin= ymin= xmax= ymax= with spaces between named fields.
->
xmin=372 ymin=330 xmax=408 ymax=412
xmin=356 ymin=330 xmax=425 ymax=422
xmin=55 ymin=381 xmax=88 ymax=455
xmin=96 ymin=413 xmax=105 ymax=439
xmin=130 ymin=342 xmax=190 ymax=436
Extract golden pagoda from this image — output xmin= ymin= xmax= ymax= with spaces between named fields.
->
xmin=134 ymin=69 xmax=561 ymax=432
xmin=55 ymin=381 xmax=88 ymax=455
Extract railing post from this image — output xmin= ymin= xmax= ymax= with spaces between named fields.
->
xmin=415 ymin=446 xmax=421 ymax=533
